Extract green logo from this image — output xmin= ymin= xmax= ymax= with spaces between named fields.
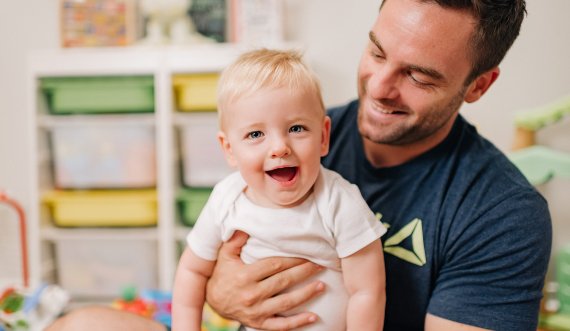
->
xmin=380 ymin=217 xmax=426 ymax=266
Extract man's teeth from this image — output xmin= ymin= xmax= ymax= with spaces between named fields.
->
xmin=371 ymin=103 xmax=399 ymax=114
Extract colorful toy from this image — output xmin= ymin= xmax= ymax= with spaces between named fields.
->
xmin=202 ymin=304 xmax=239 ymax=331
xmin=111 ymin=287 xmax=160 ymax=321
xmin=509 ymin=94 xmax=570 ymax=185
xmin=112 ymin=286 xmax=171 ymax=327
xmin=512 ymin=94 xmax=570 ymax=150
xmin=111 ymin=286 xmax=239 ymax=330
xmin=0 ymin=191 xmax=29 ymax=288
xmin=1 ymin=191 xmax=70 ymax=331
xmin=0 ymin=285 xmax=69 ymax=331
xmin=510 ymin=146 xmax=570 ymax=185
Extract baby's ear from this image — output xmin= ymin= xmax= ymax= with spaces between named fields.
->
xmin=321 ymin=116 xmax=331 ymax=156
xmin=217 ymin=132 xmax=237 ymax=167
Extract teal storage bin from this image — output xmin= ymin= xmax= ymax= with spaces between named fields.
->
xmin=177 ymin=188 xmax=212 ymax=226
xmin=41 ymin=76 xmax=155 ymax=114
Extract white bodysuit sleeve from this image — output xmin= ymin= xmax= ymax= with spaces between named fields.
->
xmin=317 ymin=168 xmax=387 ymax=258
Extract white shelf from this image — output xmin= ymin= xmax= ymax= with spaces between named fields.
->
xmin=172 ymin=111 xmax=218 ymax=127
xmin=175 ymin=225 xmax=191 ymax=242
xmin=27 ymin=47 xmax=161 ymax=77
xmin=37 ymin=113 xmax=156 ymax=128
xmin=41 ymin=226 xmax=159 ymax=241
xmin=26 ymin=43 xmax=281 ymax=296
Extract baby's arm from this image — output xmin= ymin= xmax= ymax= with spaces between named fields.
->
xmin=172 ymin=247 xmax=216 ymax=331
xmin=341 ymin=239 xmax=385 ymax=331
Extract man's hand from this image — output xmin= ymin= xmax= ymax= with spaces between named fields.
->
xmin=206 ymin=231 xmax=325 ymax=330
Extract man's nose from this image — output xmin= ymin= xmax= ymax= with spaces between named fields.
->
xmin=368 ymin=67 xmax=400 ymax=100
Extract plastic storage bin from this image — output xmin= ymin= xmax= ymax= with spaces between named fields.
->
xmin=172 ymin=74 xmax=219 ymax=111
xmin=558 ymin=245 xmax=570 ymax=313
xmin=179 ymin=113 xmax=234 ymax=187
xmin=41 ymin=76 xmax=154 ymax=114
xmin=51 ymin=126 xmax=156 ymax=189
xmin=43 ymin=189 xmax=157 ymax=227
xmin=55 ymin=239 xmax=157 ymax=297
xmin=177 ymin=188 xmax=212 ymax=226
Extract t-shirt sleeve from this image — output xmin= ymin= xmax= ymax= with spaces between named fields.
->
xmin=324 ymin=173 xmax=387 ymax=258
xmin=427 ymin=190 xmax=552 ymax=330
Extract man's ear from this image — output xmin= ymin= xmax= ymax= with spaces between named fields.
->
xmin=464 ymin=67 xmax=500 ymax=103
xmin=321 ymin=116 xmax=331 ymax=157
xmin=217 ymin=131 xmax=237 ymax=167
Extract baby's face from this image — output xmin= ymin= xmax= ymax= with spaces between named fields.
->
xmin=218 ymin=87 xmax=330 ymax=208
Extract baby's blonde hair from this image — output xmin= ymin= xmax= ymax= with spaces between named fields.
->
xmin=217 ymin=48 xmax=325 ymax=126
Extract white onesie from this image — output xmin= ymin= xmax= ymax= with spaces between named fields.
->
xmin=187 ymin=166 xmax=386 ymax=331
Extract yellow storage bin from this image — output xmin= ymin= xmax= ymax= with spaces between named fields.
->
xmin=173 ymin=74 xmax=219 ymax=111
xmin=44 ymin=190 xmax=157 ymax=227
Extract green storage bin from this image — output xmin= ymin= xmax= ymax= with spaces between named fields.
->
xmin=558 ymin=246 xmax=570 ymax=313
xmin=41 ymin=76 xmax=155 ymax=114
xmin=177 ymin=188 xmax=212 ymax=226
xmin=540 ymin=313 xmax=570 ymax=331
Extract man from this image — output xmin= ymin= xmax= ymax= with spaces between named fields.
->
xmin=48 ymin=0 xmax=551 ymax=330
xmin=204 ymin=0 xmax=551 ymax=330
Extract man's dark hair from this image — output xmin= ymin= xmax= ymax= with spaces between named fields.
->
xmin=381 ymin=0 xmax=527 ymax=83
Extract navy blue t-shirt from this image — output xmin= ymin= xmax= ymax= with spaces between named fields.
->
xmin=322 ymin=100 xmax=552 ymax=330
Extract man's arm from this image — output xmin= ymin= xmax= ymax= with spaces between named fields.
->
xmin=205 ymin=231 xmax=326 ymax=330
xmin=424 ymin=190 xmax=551 ymax=330
xmin=341 ymin=240 xmax=385 ymax=331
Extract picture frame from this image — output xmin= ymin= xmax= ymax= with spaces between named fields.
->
xmin=59 ymin=0 xmax=138 ymax=47
xmin=229 ymin=0 xmax=284 ymax=45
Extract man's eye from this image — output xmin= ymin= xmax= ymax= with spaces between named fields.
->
xmin=289 ymin=125 xmax=305 ymax=133
xmin=247 ymin=131 xmax=264 ymax=139
xmin=408 ymin=71 xmax=432 ymax=87
xmin=371 ymin=50 xmax=385 ymax=59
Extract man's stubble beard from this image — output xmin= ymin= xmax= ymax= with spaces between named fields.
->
xmin=357 ymin=89 xmax=466 ymax=146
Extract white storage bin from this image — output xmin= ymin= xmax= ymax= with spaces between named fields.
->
xmin=55 ymin=239 xmax=158 ymax=297
xmin=51 ymin=126 xmax=156 ymax=189
xmin=180 ymin=113 xmax=234 ymax=187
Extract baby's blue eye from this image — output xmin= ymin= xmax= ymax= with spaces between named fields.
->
xmin=247 ymin=131 xmax=264 ymax=139
xmin=289 ymin=125 xmax=305 ymax=133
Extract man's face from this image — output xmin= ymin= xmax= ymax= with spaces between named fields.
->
xmin=357 ymin=0 xmax=476 ymax=146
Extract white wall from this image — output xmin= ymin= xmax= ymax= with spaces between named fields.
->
xmin=0 ymin=1 xmax=58 ymax=204
xmin=1 ymin=0 xmax=568 ymax=277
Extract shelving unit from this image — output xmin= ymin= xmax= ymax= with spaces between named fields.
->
xmin=25 ymin=44 xmax=257 ymax=299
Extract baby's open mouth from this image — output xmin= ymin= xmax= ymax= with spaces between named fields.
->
xmin=266 ymin=167 xmax=298 ymax=182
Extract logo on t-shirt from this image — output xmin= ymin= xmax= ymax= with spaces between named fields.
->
xmin=377 ymin=213 xmax=426 ymax=266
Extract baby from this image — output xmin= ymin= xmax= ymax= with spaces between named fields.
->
xmin=173 ymin=49 xmax=386 ymax=331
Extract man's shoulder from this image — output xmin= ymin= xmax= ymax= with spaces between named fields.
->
xmin=324 ymin=100 xmax=360 ymax=166
xmin=459 ymin=120 xmax=531 ymax=179
xmin=450 ymin=117 xmax=548 ymax=221
xmin=326 ymin=99 xmax=359 ymax=123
